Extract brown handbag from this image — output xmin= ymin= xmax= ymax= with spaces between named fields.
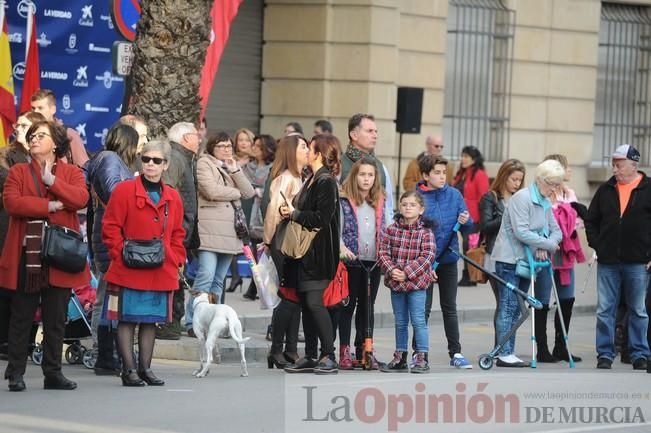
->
xmin=277 ymin=219 xmax=319 ymax=259
xmin=466 ymin=244 xmax=488 ymax=283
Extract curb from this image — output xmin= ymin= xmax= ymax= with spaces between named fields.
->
xmin=155 ymin=304 xmax=597 ymax=364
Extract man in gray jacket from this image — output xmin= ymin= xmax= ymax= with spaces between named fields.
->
xmin=155 ymin=122 xmax=200 ymax=340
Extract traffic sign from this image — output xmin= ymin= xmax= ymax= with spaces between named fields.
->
xmin=110 ymin=0 xmax=141 ymax=41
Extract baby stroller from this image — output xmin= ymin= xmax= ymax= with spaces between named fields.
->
xmin=31 ymin=284 xmax=96 ymax=369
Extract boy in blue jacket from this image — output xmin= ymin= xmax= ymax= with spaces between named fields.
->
xmin=416 ymin=155 xmax=474 ymax=369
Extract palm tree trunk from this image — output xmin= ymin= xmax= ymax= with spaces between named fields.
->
xmin=127 ymin=0 xmax=213 ymax=137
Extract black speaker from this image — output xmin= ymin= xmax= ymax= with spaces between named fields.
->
xmin=396 ymin=87 xmax=423 ymax=134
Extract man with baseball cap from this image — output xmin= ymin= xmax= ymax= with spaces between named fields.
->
xmin=585 ymin=144 xmax=651 ymax=371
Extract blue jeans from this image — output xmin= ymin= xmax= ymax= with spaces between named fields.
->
xmin=391 ymin=289 xmax=428 ymax=353
xmin=553 ymin=268 xmax=575 ymax=300
xmin=495 ymin=262 xmax=531 ymax=356
xmin=596 ymin=263 xmax=650 ymax=361
xmin=532 ymin=266 xmax=552 ymax=305
xmin=184 ymin=250 xmax=233 ymax=328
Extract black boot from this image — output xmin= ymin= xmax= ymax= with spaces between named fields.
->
xmin=552 ymin=298 xmax=582 ymax=362
xmin=243 ymin=280 xmax=257 ymax=300
xmin=95 ymin=326 xmax=120 ymax=375
xmin=535 ymin=305 xmax=557 ymax=363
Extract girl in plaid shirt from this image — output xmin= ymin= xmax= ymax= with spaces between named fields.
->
xmin=378 ymin=191 xmax=436 ymax=373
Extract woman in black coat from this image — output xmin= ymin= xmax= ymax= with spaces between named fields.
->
xmin=280 ymin=134 xmax=341 ymax=374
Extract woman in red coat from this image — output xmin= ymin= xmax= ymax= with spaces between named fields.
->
xmin=102 ymin=139 xmax=186 ymax=387
xmin=0 ymin=121 xmax=90 ymax=392
xmin=452 ymin=145 xmax=489 ymax=286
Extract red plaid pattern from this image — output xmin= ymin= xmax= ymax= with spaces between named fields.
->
xmin=378 ymin=217 xmax=436 ymax=292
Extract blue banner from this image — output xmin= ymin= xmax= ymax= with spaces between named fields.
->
xmin=7 ymin=0 xmax=126 ymax=152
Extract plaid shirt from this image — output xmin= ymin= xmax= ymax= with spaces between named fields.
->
xmin=378 ymin=217 xmax=436 ymax=292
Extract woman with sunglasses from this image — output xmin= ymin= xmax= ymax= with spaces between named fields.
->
xmin=0 ymin=111 xmax=47 ymax=360
xmin=183 ymin=132 xmax=254 ymax=332
xmin=102 ymin=139 xmax=186 ymax=386
xmin=1 ymin=120 xmax=90 ymax=391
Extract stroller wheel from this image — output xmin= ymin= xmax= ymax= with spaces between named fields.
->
xmin=82 ymin=348 xmax=97 ymax=369
xmin=478 ymin=354 xmax=494 ymax=370
xmin=65 ymin=345 xmax=83 ymax=365
xmin=31 ymin=345 xmax=43 ymax=365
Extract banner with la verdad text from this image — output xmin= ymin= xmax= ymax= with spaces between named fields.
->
xmin=7 ymin=0 xmax=125 ymax=152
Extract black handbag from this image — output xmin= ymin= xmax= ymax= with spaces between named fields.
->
xmin=122 ymin=203 xmax=167 ymax=269
xmin=42 ymin=223 xmax=88 ymax=273
xmin=29 ymin=165 xmax=88 ymax=273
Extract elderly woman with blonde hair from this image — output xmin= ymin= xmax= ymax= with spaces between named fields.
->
xmin=489 ymin=159 xmax=564 ymax=367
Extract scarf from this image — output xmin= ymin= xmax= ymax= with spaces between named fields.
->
xmin=345 ymin=144 xmax=373 ymax=163
xmin=25 ymin=220 xmax=48 ymax=293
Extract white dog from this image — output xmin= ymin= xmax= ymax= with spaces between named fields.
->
xmin=192 ymin=293 xmax=250 ymax=377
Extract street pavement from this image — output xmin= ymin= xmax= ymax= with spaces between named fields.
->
xmin=2 ymin=260 xmax=651 ymax=432
xmin=2 ymin=314 xmax=650 ymax=433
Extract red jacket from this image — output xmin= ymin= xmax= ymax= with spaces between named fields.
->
xmin=102 ymin=176 xmax=186 ymax=291
xmin=0 ymin=159 xmax=90 ymax=290
xmin=454 ymin=167 xmax=489 ymax=224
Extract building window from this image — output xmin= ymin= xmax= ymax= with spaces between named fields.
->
xmin=594 ymin=3 xmax=651 ymax=167
xmin=443 ymin=0 xmax=515 ymax=161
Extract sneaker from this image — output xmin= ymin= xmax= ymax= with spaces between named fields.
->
xmin=284 ymin=357 xmax=318 ymax=373
xmin=450 ymin=353 xmax=473 ymax=369
xmin=314 ymin=355 xmax=339 ymax=375
xmin=596 ymin=357 xmax=612 ymax=369
xmin=410 ymin=352 xmax=430 ymax=374
xmin=632 ymin=358 xmax=647 ymax=371
xmin=380 ymin=351 xmax=408 ymax=373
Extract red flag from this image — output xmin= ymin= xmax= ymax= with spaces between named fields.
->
xmin=0 ymin=7 xmax=16 ymax=147
xmin=198 ymin=0 xmax=243 ymax=119
xmin=18 ymin=8 xmax=39 ymax=114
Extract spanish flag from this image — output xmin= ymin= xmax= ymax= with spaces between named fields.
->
xmin=0 ymin=3 xmax=16 ymax=148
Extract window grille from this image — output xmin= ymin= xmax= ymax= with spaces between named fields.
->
xmin=593 ymin=3 xmax=651 ymax=167
xmin=443 ymin=0 xmax=515 ymax=161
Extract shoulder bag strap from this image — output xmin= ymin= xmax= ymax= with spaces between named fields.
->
xmin=28 ymin=165 xmax=45 ymax=198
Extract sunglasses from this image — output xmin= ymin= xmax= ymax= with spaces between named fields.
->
xmin=141 ymin=155 xmax=166 ymax=165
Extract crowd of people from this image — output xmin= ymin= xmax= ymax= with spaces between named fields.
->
xmin=0 ymin=87 xmax=650 ymax=392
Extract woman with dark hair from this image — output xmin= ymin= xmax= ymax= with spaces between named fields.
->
xmin=265 ymin=134 xmax=309 ymax=368
xmin=0 ymin=111 xmax=46 ymax=359
xmin=281 ymin=134 xmax=341 ymax=374
xmin=86 ymin=123 xmax=137 ymax=375
xmin=1 ymin=120 xmax=90 ymax=391
xmin=102 ymin=139 xmax=186 ymax=386
xmin=241 ymin=134 xmax=277 ymax=300
xmin=184 ymin=132 xmax=254 ymax=330
xmin=453 ymin=145 xmax=489 ymax=286
xmin=479 ymin=159 xmax=526 ymax=344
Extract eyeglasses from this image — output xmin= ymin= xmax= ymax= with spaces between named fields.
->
xmin=141 ymin=155 xmax=166 ymax=165
xmin=28 ymin=132 xmax=51 ymax=143
xmin=400 ymin=202 xmax=420 ymax=209
xmin=543 ymin=178 xmax=562 ymax=190
xmin=215 ymin=144 xmax=232 ymax=149
xmin=13 ymin=123 xmax=31 ymax=130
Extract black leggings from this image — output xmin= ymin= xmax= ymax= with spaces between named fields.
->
xmin=270 ymin=298 xmax=300 ymax=355
xmin=337 ymin=263 xmax=380 ymax=349
xmin=299 ymin=288 xmax=334 ymax=359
